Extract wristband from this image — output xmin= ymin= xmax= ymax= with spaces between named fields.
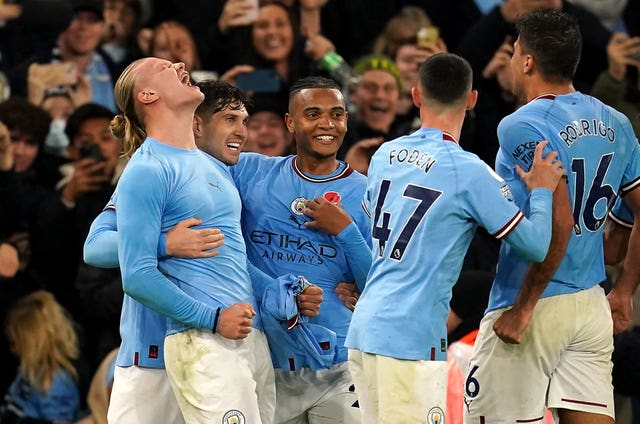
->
xmin=211 ymin=308 xmax=221 ymax=333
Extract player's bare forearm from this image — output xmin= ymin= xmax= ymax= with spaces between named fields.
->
xmin=608 ymin=226 xmax=638 ymax=334
xmin=609 ymin=189 xmax=640 ymax=333
xmin=494 ymin=181 xmax=573 ymax=343
xmin=612 ymin=189 xmax=640 ymax=296
xmin=604 ymin=220 xmax=631 ymax=266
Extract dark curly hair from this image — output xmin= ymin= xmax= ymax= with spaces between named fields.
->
xmin=0 ymin=97 xmax=51 ymax=147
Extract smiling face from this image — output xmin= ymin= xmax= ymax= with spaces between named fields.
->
xmin=351 ymin=69 xmax=399 ymax=133
xmin=246 ymin=110 xmax=292 ymax=156
xmin=197 ymin=103 xmax=249 ymax=166
xmin=60 ymin=11 xmax=105 ymax=56
xmin=285 ymin=88 xmax=347 ymax=160
xmin=251 ymin=4 xmax=294 ymax=63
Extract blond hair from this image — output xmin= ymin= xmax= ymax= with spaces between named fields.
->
xmin=111 ymin=58 xmax=148 ymax=157
xmin=373 ymin=6 xmax=432 ymax=59
xmin=6 ymin=291 xmax=78 ymax=393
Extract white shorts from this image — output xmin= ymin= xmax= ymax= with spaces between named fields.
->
xmin=107 ymin=366 xmax=184 ymax=424
xmin=464 ymin=285 xmax=614 ymax=423
xmin=164 ymin=328 xmax=275 ymax=424
xmin=348 ymin=349 xmax=447 ymax=423
xmin=275 ymin=362 xmax=360 ymax=424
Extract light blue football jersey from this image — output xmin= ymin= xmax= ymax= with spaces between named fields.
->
xmin=85 ymin=202 xmax=169 ymax=368
xmin=114 ymin=138 xmax=260 ymax=365
xmin=489 ymin=93 xmax=640 ymax=311
xmin=345 ymin=128 xmax=553 ymax=361
xmin=231 ymin=153 xmax=370 ymax=366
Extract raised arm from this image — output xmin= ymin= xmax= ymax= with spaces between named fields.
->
xmin=500 ymin=140 xmax=567 ymax=263
xmin=302 ymin=196 xmax=372 ymax=291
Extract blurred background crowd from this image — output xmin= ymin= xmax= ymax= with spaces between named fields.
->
xmin=0 ymin=0 xmax=639 ymax=422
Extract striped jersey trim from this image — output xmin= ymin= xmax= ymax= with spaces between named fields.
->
xmin=515 ymin=417 xmax=545 ymax=423
xmin=560 ymin=398 xmax=608 ymax=408
xmin=532 ymin=94 xmax=557 ymax=102
xmin=608 ymin=211 xmax=633 ymax=229
xmin=291 ymin=157 xmax=354 ymax=182
xmin=620 ymin=176 xmax=640 ymax=194
xmin=362 ymin=200 xmax=371 ymax=218
xmin=493 ymin=211 xmax=525 ymax=239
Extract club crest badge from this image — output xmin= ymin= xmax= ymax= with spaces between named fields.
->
xmin=222 ymin=410 xmax=245 ymax=424
xmin=427 ymin=406 xmax=444 ymax=424
xmin=290 ymin=197 xmax=307 ymax=215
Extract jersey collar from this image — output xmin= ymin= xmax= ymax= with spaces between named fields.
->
xmin=442 ymin=131 xmax=459 ymax=144
xmin=291 ymin=156 xmax=354 ymax=183
xmin=531 ymin=93 xmax=557 ymax=102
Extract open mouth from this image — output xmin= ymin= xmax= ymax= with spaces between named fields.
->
xmin=226 ymin=142 xmax=241 ymax=151
xmin=314 ymin=135 xmax=336 ymax=144
xmin=180 ymin=72 xmax=191 ymax=86
xmin=266 ymin=37 xmax=283 ymax=49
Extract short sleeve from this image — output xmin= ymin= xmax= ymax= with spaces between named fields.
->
xmin=462 ymin=160 xmax=524 ymax=240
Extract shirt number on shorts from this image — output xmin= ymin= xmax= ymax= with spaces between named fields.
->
xmin=372 ymin=179 xmax=442 ymax=260
xmin=465 ymin=365 xmax=480 ymax=398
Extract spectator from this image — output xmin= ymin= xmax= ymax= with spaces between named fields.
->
xmin=457 ymin=0 xmax=611 ymax=93
xmin=141 ymin=20 xmax=201 ymax=72
xmin=30 ymin=103 xmax=121 ymax=323
xmin=208 ymin=0 xmax=313 ymax=111
xmin=0 ymin=0 xmax=73 ymax=77
xmin=591 ymin=33 xmax=640 ymax=138
xmin=0 ymin=97 xmax=64 ymax=290
xmin=372 ymin=6 xmax=434 ymax=60
xmin=101 ymin=0 xmax=144 ymax=71
xmin=339 ymin=54 xmax=410 ymax=174
xmin=245 ymin=93 xmax=294 ymax=156
xmin=40 ymin=89 xmax=77 ymax=158
xmin=370 ymin=7 xmax=448 ymax=127
xmin=8 ymin=0 xmax=118 ymax=111
xmin=567 ymin=0 xmax=628 ymax=31
xmin=0 ymin=97 xmax=66 ymax=400
xmin=0 ymin=291 xmax=80 ymax=423
xmin=316 ymin=1 xmax=479 ymax=64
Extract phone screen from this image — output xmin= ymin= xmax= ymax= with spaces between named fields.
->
xmin=417 ymin=27 xmax=439 ymax=46
xmin=236 ymin=69 xmax=281 ymax=93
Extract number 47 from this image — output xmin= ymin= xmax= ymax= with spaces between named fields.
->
xmin=372 ymin=179 xmax=442 ymax=260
